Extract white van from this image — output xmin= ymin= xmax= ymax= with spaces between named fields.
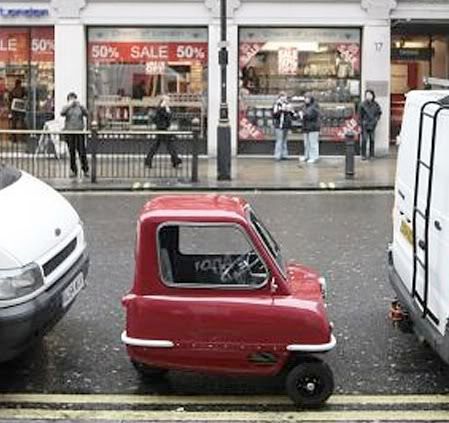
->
xmin=0 ymin=165 xmax=88 ymax=362
xmin=389 ymin=90 xmax=449 ymax=363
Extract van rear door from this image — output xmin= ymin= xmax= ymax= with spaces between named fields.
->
xmin=393 ymin=91 xmax=449 ymax=335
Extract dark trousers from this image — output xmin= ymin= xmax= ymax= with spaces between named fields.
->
xmin=145 ymin=134 xmax=181 ymax=167
xmin=361 ymin=128 xmax=375 ymax=158
xmin=11 ymin=112 xmax=25 ymax=143
xmin=66 ymin=134 xmax=89 ymax=175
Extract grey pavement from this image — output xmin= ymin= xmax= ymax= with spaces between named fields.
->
xmin=58 ymin=155 xmax=397 ymax=191
xmin=1 ymin=191 xmax=448 ymax=397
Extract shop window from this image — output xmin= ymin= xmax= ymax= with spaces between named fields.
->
xmin=158 ymin=224 xmax=268 ymax=287
xmin=238 ymin=27 xmax=361 ymax=150
xmin=0 ymin=27 xmax=54 ymax=132
xmin=87 ymin=27 xmax=208 ymax=140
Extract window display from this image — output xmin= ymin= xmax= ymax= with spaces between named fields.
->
xmin=87 ymin=27 xmax=208 ymax=138
xmin=239 ymin=28 xmax=361 ymax=146
xmin=0 ymin=27 xmax=54 ymax=133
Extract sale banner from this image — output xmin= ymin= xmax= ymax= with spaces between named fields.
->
xmin=336 ymin=43 xmax=360 ymax=73
xmin=88 ymin=42 xmax=208 ymax=64
xmin=0 ymin=29 xmax=29 ymax=62
xmin=239 ymin=43 xmax=265 ymax=68
xmin=278 ymin=47 xmax=298 ymax=75
xmin=239 ymin=114 xmax=265 ymax=141
xmin=31 ymin=27 xmax=54 ymax=62
xmin=321 ymin=117 xmax=360 ymax=141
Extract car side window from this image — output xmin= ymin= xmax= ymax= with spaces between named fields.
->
xmin=158 ymin=224 xmax=268 ymax=287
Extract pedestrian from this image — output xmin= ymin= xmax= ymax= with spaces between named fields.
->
xmin=359 ymin=89 xmax=382 ymax=160
xmin=272 ymin=92 xmax=295 ymax=161
xmin=61 ymin=92 xmax=89 ymax=178
xmin=300 ymin=94 xmax=321 ymax=164
xmin=144 ymin=95 xmax=182 ymax=169
xmin=9 ymin=79 xmax=27 ymax=143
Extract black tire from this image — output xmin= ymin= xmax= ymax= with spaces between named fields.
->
xmin=286 ymin=360 xmax=334 ymax=407
xmin=131 ymin=360 xmax=168 ymax=378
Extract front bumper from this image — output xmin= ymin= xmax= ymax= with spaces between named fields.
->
xmin=388 ymin=250 xmax=449 ymax=365
xmin=0 ymin=251 xmax=89 ymax=362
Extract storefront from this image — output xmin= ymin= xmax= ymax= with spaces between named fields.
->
xmin=87 ymin=27 xmax=208 ymax=148
xmin=390 ymin=21 xmax=449 ymax=140
xmin=1 ymin=0 xmax=448 ymax=161
xmin=238 ymin=27 xmax=361 ymax=154
xmin=0 ymin=26 xmax=54 ymax=133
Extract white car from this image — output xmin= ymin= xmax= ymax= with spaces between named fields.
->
xmin=0 ymin=165 xmax=88 ymax=362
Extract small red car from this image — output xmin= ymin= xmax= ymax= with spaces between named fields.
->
xmin=122 ymin=195 xmax=336 ymax=406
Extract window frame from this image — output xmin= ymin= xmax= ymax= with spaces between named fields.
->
xmin=156 ymin=221 xmax=270 ymax=290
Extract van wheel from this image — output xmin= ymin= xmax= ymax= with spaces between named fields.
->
xmin=131 ymin=360 xmax=168 ymax=377
xmin=286 ymin=360 xmax=334 ymax=407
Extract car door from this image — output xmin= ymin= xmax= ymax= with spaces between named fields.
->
xmin=156 ymin=223 xmax=277 ymax=374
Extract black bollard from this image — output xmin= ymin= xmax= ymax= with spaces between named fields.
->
xmin=345 ymin=130 xmax=355 ymax=179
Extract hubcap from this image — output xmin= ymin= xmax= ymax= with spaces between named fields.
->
xmin=306 ymin=382 xmax=316 ymax=392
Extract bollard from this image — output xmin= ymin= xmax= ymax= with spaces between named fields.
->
xmin=191 ymin=117 xmax=200 ymax=183
xmin=90 ymin=121 xmax=98 ymax=184
xmin=345 ymin=130 xmax=356 ymax=179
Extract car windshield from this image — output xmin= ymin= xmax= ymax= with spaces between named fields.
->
xmin=249 ymin=210 xmax=286 ymax=275
xmin=0 ymin=164 xmax=21 ymax=191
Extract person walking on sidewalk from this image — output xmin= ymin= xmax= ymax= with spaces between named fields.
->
xmin=61 ymin=92 xmax=89 ymax=178
xmin=300 ymin=94 xmax=321 ymax=164
xmin=145 ymin=95 xmax=182 ymax=169
xmin=273 ymin=92 xmax=295 ymax=161
xmin=359 ymin=89 xmax=382 ymax=160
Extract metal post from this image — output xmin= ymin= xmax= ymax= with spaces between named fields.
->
xmin=345 ymin=130 xmax=355 ymax=179
xmin=216 ymin=0 xmax=231 ymax=181
xmin=91 ymin=121 xmax=98 ymax=184
xmin=191 ymin=117 xmax=200 ymax=183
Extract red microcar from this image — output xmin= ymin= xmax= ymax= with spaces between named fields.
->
xmin=122 ymin=195 xmax=336 ymax=406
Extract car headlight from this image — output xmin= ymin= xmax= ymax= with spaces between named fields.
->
xmin=0 ymin=263 xmax=44 ymax=301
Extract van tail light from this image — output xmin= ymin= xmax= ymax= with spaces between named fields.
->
xmin=122 ymin=293 xmax=136 ymax=308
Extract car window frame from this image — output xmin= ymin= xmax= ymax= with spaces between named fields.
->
xmin=156 ymin=221 xmax=271 ymax=290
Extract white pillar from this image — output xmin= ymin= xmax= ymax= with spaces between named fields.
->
xmin=361 ymin=24 xmax=391 ymax=156
xmin=207 ymin=22 xmax=238 ymax=157
xmin=54 ymin=23 xmax=86 ymax=119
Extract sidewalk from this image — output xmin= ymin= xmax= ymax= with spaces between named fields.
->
xmin=51 ymin=154 xmax=397 ymax=191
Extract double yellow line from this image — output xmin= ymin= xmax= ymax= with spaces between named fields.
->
xmin=1 ymin=393 xmax=449 ymax=421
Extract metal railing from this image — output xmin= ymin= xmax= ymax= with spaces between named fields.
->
xmin=0 ymin=120 xmax=200 ymax=184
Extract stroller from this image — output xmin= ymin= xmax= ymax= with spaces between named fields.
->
xmin=35 ymin=118 xmax=68 ymax=159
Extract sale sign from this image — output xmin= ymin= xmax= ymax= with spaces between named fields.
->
xmin=336 ymin=43 xmax=360 ymax=73
xmin=88 ymin=42 xmax=208 ymax=64
xmin=0 ymin=27 xmax=54 ymax=63
xmin=278 ymin=47 xmax=298 ymax=75
xmin=239 ymin=42 xmax=265 ymax=68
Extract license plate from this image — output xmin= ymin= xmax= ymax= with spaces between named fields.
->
xmin=400 ymin=220 xmax=413 ymax=246
xmin=62 ymin=273 xmax=85 ymax=308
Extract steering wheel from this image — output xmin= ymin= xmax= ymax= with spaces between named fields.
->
xmin=220 ymin=252 xmax=263 ymax=284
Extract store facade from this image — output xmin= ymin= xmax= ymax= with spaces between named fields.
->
xmin=1 ymin=0 xmax=448 ymax=157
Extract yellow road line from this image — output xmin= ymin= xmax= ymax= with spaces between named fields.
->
xmin=1 ymin=393 xmax=449 ymax=406
xmin=0 ymin=408 xmax=449 ymax=422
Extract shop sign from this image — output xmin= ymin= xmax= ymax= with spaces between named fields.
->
xmin=89 ymin=42 xmax=208 ymax=64
xmin=0 ymin=7 xmax=49 ymax=18
xmin=239 ymin=42 xmax=264 ymax=68
xmin=0 ymin=28 xmax=54 ymax=62
xmin=278 ymin=47 xmax=298 ymax=75
xmin=391 ymin=48 xmax=432 ymax=61
xmin=239 ymin=114 xmax=265 ymax=141
xmin=145 ymin=61 xmax=166 ymax=75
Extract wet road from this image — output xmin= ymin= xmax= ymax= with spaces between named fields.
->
xmin=1 ymin=191 xmax=449 ymax=399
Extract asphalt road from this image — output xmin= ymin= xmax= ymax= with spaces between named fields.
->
xmin=1 ymin=191 xmax=449 ymax=398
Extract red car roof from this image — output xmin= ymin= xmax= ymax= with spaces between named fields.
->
xmin=142 ymin=194 xmax=249 ymax=219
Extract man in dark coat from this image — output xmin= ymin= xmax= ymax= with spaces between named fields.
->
xmin=359 ymin=89 xmax=382 ymax=160
xmin=300 ymin=94 xmax=321 ymax=164
xmin=273 ymin=92 xmax=295 ymax=161
xmin=144 ymin=95 xmax=182 ymax=169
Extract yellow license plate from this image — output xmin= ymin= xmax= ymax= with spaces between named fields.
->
xmin=400 ymin=220 xmax=413 ymax=245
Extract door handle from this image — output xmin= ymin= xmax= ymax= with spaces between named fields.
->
xmin=418 ymin=239 xmax=426 ymax=250
xmin=435 ymin=220 xmax=442 ymax=231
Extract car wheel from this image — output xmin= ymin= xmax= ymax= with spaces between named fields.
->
xmin=286 ymin=360 xmax=334 ymax=407
xmin=131 ymin=360 xmax=168 ymax=378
